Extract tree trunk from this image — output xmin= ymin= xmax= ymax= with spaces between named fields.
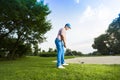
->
xmin=8 ymin=34 xmax=21 ymax=59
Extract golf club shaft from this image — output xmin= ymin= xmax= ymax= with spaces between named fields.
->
xmin=70 ymin=52 xmax=76 ymax=57
xmin=64 ymin=48 xmax=76 ymax=57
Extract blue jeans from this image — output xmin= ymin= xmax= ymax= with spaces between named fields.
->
xmin=55 ymin=38 xmax=65 ymax=67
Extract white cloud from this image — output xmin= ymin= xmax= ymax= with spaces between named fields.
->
xmin=74 ymin=0 xmax=80 ymax=4
xmin=39 ymin=0 xmax=120 ymax=54
xmin=81 ymin=4 xmax=112 ymax=23
xmin=83 ymin=6 xmax=95 ymax=18
xmin=67 ymin=4 xmax=120 ymax=53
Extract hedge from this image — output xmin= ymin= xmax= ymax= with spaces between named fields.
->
xmin=39 ymin=52 xmax=57 ymax=57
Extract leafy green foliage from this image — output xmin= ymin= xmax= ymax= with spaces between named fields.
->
xmin=107 ymin=14 xmax=120 ymax=54
xmin=0 ymin=0 xmax=51 ymax=59
xmin=39 ymin=52 xmax=57 ymax=57
xmin=65 ymin=48 xmax=83 ymax=56
xmin=93 ymin=14 xmax=120 ymax=55
xmin=0 ymin=38 xmax=32 ymax=58
xmin=92 ymin=34 xmax=109 ymax=55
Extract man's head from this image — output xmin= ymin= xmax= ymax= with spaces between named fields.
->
xmin=65 ymin=23 xmax=71 ymax=30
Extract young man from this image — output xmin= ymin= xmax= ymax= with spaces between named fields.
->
xmin=55 ymin=23 xmax=71 ymax=69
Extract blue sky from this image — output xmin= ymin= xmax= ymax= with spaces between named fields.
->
xmin=37 ymin=0 xmax=120 ymax=53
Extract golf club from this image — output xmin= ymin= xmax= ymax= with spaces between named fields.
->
xmin=64 ymin=48 xmax=76 ymax=58
xmin=70 ymin=51 xmax=76 ymax=58
xmin=65 ymin=48 xmax=84 ymax=64
xmin=70 ymin=52 xmax=84 ymax=64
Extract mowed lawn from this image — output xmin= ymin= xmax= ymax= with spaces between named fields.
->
xmin=0 ymin=56 xmax=120 ymax=80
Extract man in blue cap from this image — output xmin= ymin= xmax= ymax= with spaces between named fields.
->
xmin=55 ymin=23 xmax=71 ymax=69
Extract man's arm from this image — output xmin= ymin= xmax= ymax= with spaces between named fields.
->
xmin=61 ymin=35 xmax=66 ymax=48
xmin=60 ymin=28 xmax=67 ymax=48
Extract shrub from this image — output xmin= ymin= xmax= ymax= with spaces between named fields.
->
xmin=39 ymin=52 xmax=57 ymax=57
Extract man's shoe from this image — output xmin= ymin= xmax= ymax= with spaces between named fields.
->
xmin=58 ymin=65 xmax=65 ymax=69
xmin=62 ymin=63 xmax=69 ymax=66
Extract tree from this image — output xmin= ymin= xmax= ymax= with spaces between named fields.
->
xmin=54 ymin=49 xmax=57 ymax=52
xmin=48 ymin=48 xmax=53 ymax=52
xmin=92 ymin=34 xmax=109 ymax=55
xmin=106 ymin=14 xmax=120 ymax=54
xmin=92 ymin=14 xmax=120 ymax=55
xmin=65 ymin=48 xmax=83 ymax=56
xmin=42 ymin=50 xmax=45 ymax=53
xmin=33 ymin=43 xmax=39 ymax=56
xmin=0 ymin=0 xmax=51 ymax=59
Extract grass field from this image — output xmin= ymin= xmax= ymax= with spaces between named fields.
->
xmin=0 ymin=56 xmax=120 ymax=80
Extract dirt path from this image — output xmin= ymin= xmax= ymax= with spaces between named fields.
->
xmin=65 ymin=56 xmax=120 ymax=64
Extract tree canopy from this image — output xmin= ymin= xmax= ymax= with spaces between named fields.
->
xmin=0 ymin=0 xmax=51 ymax=59
xmin=92 ymin=14 xmax=120 ymax=55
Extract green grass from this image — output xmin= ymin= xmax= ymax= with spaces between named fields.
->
xmin=0 ymin=56 xmax=120 ymax=80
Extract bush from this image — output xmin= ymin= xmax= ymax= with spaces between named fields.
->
xmin=39 ymin=52 xmax=57 ymax=57
xmin=65 ymin=51 xmax=83 ymax=56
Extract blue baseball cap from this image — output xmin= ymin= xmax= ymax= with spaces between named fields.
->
xmin=65 ymin=23 xmax=71 ymax=29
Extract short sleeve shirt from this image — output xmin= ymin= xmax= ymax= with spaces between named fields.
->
xmin=57 ymin=28 xmax=66 ymax=40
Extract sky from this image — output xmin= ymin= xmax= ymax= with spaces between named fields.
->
xmin=37 ymin=0 xmax=120 ymax=54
